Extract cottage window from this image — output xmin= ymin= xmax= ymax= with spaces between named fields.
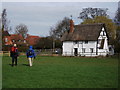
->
xmin=109 ymin=47 xmax=112 ymax=51
xmin=85 ymin=41 xmax=88 ymax=44
xmin=82 ymin=48 xmax=85 ymax=53
xmin=99 ymin=39 xmax=105 ymax=49
xmin=5 ymin=38 xmax=8 ymax=42
xmin=12 ymin=40 xmax=15 ymax=42
xmin=24 ymin=40 xmax=26 ymax=43
xmin=90 ymin=48 xmax=94 ymax=53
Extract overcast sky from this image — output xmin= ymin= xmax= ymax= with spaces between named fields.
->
xmin=2 ymin=2 xmax=118 ymax=36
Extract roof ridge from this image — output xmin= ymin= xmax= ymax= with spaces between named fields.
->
xmin=75 ymin=23 xmax=104 ymax=26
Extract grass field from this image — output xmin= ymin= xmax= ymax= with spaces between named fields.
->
xmin=2 ymin=55 xmax=118 ymax=88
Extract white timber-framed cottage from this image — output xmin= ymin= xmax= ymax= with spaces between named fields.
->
xmin=61 ymin=19 xmax=109 ymax=57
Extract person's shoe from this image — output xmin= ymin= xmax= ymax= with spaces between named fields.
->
xmin=11 ymin=64 xmax=14 ymax=67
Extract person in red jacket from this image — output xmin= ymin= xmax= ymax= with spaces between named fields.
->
xmin=10 ymin=44 xmax=19 ymax=67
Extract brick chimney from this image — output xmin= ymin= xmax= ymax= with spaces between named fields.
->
xmin=69 ymin=19 xmax=74 ymax=33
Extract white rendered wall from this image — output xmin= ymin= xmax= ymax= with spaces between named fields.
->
xmin=62 ymin=27 xmax=109 ymax=57
xmin=62 ymin=41 xmax=98 ymax=56
xmin=62 ymin=41 xmax=74 ymax=56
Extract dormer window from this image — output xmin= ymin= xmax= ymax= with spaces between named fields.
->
xmin=85 ymin=41 xmax=88 ymax=44
xmin=74 ymin=41 xmax=78 ymax=44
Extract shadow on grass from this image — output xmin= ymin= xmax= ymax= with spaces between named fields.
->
xmin=8 ymin=64 xmax=12 ymax=66
xmin=22 ymin=64 xmax=29 ymax=66
xmin=8 ymin=64 xmax=29 ymax=67
xmin=8 ymin=64 xmax=29 ymax=66
xmin=8 ymin=64 xmax=18 ymax=67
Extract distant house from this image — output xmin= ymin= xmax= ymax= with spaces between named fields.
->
xmin=3 ymin=31 xmax=12 ymax=45
xmin=4 ymin=36 xmax=13 ymax=45
xmin=10 ymin=34 xmax=24 ymax=44
xmin=26 ymin=34 xmax=40 ymax=46
xmin=4 ymin=34 xmax=24 ymax=45
xmin=61 ymin=19 xmax=109 ymax=57
xmin=3 ymin=33 xmax=40 ymax=46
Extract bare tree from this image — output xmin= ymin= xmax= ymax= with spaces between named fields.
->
xmin=15 ymin=24 xmax=28 ymax=38
xmin=2 ymin=9 xmax=11 ymax=32
xmin=78 ymin=8 xmax=108 ymax=21
xmin=114 ymin=7 xmax=120 ymax=25
xmin=50 ymin=17 xmax=70 ymax=39
xmin=114 ymin=3 xmax=120 ymax=53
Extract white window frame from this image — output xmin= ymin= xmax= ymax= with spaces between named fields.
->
xmin=82 ymin=48 xmax=86 ymax=53
xmin=5 ymin=38 xmax=8 ymax=42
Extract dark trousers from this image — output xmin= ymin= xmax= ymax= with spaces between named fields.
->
xmin=12 ymin=57 xmax=17 ymax=66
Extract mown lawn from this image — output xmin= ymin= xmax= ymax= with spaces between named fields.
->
xmin=2 ymin=55 xmax=118 ymax=88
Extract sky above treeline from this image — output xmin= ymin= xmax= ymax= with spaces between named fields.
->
xmin=2 ymin=2 xmax=118 ymax=36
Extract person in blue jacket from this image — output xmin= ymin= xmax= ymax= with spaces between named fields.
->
xmin=26 ymin=46 xmax=36 ymax=66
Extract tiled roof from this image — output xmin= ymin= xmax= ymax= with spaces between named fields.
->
xmin=10 ymin=34 xmax=24 ymax=40
xmin=3 ymin=33 xmax=40 ymax=45
xmin=3 ymin=31 xmax=10 ymax=36
xmin=26 ymin=35 xmax=40 ymax=45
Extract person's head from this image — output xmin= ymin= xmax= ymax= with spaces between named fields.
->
xmin=13 ymin=44 xmax=17 ymax=47
xmin=29 ymin=46 xmax=33 ymax=50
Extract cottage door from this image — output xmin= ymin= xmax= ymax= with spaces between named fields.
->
xmin=74 ymin=48 xmax=78 ymax=56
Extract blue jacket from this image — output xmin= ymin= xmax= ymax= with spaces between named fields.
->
xmin=26 ymin=46 xmax=36 ymax=58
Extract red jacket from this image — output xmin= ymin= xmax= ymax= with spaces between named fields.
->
xmin=10 ymin=46 xmax=19 ymax=57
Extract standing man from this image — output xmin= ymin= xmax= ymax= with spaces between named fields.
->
xmin=26 ymin=46 xmax=36 ymax=67
xmin=10 ymin=44 xmax=19 ymax=67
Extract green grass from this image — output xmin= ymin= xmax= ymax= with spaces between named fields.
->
xmin=2 ymin=55 xmax=118 ymax=88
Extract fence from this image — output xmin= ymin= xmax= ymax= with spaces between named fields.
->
xmin=1 ymin=50 xmax=120 ymax=58
xmin=35 ymin=49 xmax=62 ymax=56
xmin=0 ymin=49 xmax=62 ymax=56
xmin=62 ymin=51 xmax=120 ymax=58
xmin=0 ymin=51 xmax=9 ymax=56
